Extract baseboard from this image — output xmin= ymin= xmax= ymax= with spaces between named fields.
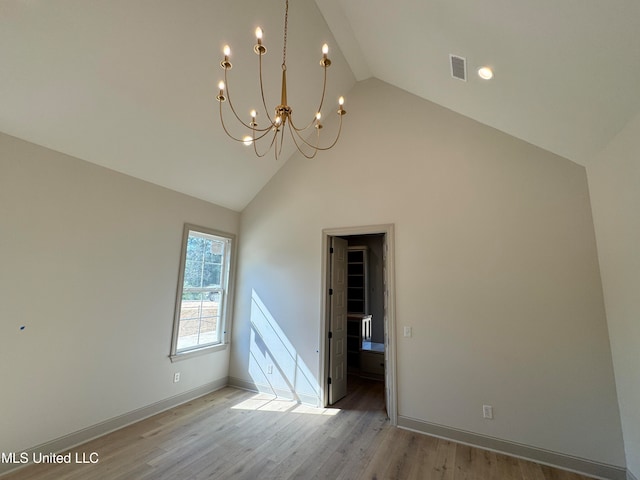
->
xmin=628 ymin=469 xmax=639 ymax=480
xmin=398 ymin=415 xmax=627 ymax=480
xmin=0 ymin=377 xmax=228 ymax=477
xmin=227 ymin=376 xmax=319 ymax=406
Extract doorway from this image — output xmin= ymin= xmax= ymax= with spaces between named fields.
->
xmin=320 ymin=224 xmax=397 ymax=426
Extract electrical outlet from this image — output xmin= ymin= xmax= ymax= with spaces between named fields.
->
xmin=483 ymin=404 xmax=493 ymax=419
xmin=173 ymin=372 xmax=181 ymax=383
xmin=267 ymin=364 xmax=274 ymax=374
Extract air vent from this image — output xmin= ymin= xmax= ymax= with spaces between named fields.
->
xmin=450 ymin=54 xmax=467 ymax=81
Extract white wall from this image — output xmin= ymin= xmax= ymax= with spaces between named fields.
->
xmin=588 ymin=112 xmax=640 ymax=478
xmin=0 ymin=133 xmax=239 ymax=454
xmin=229 ymin=78 xmax=625 ymax=466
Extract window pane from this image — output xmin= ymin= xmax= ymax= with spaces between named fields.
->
xmin=183 ymin=235 xmax=225 ymax=288
xmin=202 ymin=262 xmax=221 ymax=287
xmin=177 ymin=291 xmax=221 ymax=350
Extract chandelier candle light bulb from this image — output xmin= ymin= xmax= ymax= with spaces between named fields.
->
xmin=220 ymin=47 xmax=232 ymax=70
xmin=320 ymin=44 xmax=331 ymax=67
xmin=216 ymin=0 xmax=347 ymax=159
xmin=254 ymin=27 xmax=266 ymax=54
xmin=216 ymin=81 xmax=226 ymax=102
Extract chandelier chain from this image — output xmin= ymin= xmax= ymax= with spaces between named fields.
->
xmin=282 ymin=0 xmax=288 ymax=69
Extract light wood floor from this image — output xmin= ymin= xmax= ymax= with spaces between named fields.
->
xmin=3 ymin=376 xmax=596 ymax=480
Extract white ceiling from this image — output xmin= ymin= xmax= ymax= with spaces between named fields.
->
xmin=2 ymin=1 xmax=639 ymax=211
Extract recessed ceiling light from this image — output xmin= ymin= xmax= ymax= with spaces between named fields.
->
xmin=478 ymin=67 xmax=493 ymax=80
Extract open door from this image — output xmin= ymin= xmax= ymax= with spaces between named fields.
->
xmin=382 ymin=234 xmax=390 ymax=417
xmin=328 ymin=236 xmax=348 ymax=404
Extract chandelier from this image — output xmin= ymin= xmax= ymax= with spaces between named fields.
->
xmin=216 ymin=0 xmax=346 ymax=159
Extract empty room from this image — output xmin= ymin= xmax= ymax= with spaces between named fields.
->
xmin=1 ymin=1 xmax=638 ymax=479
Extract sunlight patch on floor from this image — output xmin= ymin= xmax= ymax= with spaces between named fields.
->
xmin=231 ymin=393 xmax=340 ymax=416
xmin=291 ymin=403 xmax=341 ymax=416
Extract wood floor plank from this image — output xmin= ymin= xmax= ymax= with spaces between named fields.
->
xmin=519 ymin=458 xmax=547 ymax=480
xmin=303 ymin=410 xmax=385 ymax=480
xmin=431 ymin=438 xmax=458 ymax=480
xmin=540 ymin=465 xmax=591 ymax=480
xmin=472 ymin=447 xmax=498 ymax=480
xmin=453 ymin=443 xmax=475 ymax=480
xmin=1 ymin=379 xmax=599 ymax=480
xmin=405 ymin=432 xmax=439 ymax=480
xmin=354 ymin=420 xmax=398 ymax=480
xmin=496 ymin=452 xmax=523 ymax=480
xmin=381 ymin=429 xmax=422 ymax=480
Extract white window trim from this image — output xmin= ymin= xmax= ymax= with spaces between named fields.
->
xmin=169 ymin=224 xmax=236 ymax=363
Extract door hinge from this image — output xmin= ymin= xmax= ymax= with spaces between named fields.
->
xmin=328 ymin=331 xmax=333 ymax=339
xmin=328 ymin=377 xmax=332 ymax=385
xmin=329 ymin=288 xmax=333 ymax=295
xmin=330 ymin=247 xmax=334 ymax=254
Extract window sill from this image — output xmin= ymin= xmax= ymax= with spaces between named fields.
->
xmin=170 ymin=343 xmax=228 ymax=363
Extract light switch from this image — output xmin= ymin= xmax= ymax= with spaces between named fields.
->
xmin=404 ymin=326 xmax=412 ymax=337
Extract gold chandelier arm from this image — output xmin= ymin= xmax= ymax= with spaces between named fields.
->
xmin=224 ymin=69 xmax=260 ymax=130
xmin=258 ymin=53 xmax=275 ymax=125
xmin=312 ymin=65 xmax=328 ymax=125
xmin=251 ymin=124 xmax=278 ymax=133
xmin=274 ymin=123 xmax=286 ymax=160
xmin=289 ymin=65 xmax=329 ymax=132
xmin=253 ymin=125 xmax=279 ymax=141
xmin=288 ymin=112 xmax=343 ymax=151
xmin=286 ymin=121 xmax=320 ymax=159
xmin=219 ymin=100 xmax=253 ymax=143
xmin=252 ymin=128 xmax=279 ymax=158
xmin=219 ymin=100 xmax=276 ymax=143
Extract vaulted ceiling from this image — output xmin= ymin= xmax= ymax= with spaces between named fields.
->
xmin=2 ymin=1 xmax=639 ymax=211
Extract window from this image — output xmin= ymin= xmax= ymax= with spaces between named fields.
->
xmin=170 ymin=225 xmax=235 ymax=360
